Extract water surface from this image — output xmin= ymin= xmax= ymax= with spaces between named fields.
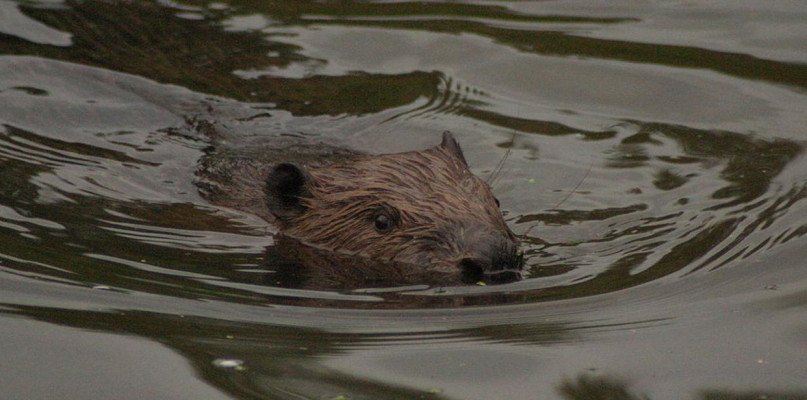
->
xmin=1 ymin=1 xmax=807 ymax=399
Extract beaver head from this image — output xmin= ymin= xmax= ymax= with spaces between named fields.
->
xmin=265 ymin=132 xmax=523 ymax=282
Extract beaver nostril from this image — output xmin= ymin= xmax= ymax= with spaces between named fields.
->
xmin=460 ymin=258 xmax=486 ymax=282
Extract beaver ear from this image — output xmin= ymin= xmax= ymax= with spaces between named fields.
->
xmin=266 ymin=163 xmax=312 ymax=221
xmin=440 ymin=131 xmax=469 ymax=167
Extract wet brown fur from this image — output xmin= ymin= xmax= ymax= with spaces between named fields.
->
xmin=199 ymin=132 xmax=522 ymax=283
xmin=270 ymin=134 xmax=520 ymax=276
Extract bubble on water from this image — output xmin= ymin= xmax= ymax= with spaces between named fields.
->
xmin=212 ymin=358 xmax=246 ymax=371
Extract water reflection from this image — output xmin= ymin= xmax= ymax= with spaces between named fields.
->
xmin=698 ymin=390 xmax=807 ymax=400
xmin=2 ymin=0 xmax=807 ymax=398
xmin=1 ymin=25 xmax=806 ymax=306
xmin=3 ymin=1 xmax=442 ymax=115
xmin=2 ymin=305 xmax=452 ymax=399
xmin=512 ymin=120 xmax=806 ymax=301
xmin=558 ymin=374 xmax=648 ymax=400
xmin=243 ymin=1 xmax=807 ymax=90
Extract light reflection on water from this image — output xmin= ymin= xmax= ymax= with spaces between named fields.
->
xmin=1 ymin=1 xmax=807 ymax=399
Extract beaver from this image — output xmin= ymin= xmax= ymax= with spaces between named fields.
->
xmin=196 ymin=131 xmax=523 ymax=286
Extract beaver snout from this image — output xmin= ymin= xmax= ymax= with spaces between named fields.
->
xmin=457 ymin=229 xmax=524 ymax=283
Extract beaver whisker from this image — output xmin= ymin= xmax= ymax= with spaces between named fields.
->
xmin=487 ymin=129 xmax=516 ymax=187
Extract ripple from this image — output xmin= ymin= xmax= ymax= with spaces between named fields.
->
xmin=98 ymin=219 xmax=270 ymax=254
xmin=0 ymin=6 xmax=805 ymax=312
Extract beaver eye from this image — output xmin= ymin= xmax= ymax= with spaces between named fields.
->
xmin=494 ymin=197 xmax=501 ymax=208
xmin=373 ymin=212 xmax=394 ymax=233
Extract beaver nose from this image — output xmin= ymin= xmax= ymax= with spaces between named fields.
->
xmin=458 ymin=232 xmax=523 ymax=283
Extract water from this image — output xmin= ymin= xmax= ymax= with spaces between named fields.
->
xmin=1 ymin=1 xmax=807 ymax=399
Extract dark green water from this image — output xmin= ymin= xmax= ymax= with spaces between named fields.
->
xmin=1 ymin=1 xmax=807 ymax=399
